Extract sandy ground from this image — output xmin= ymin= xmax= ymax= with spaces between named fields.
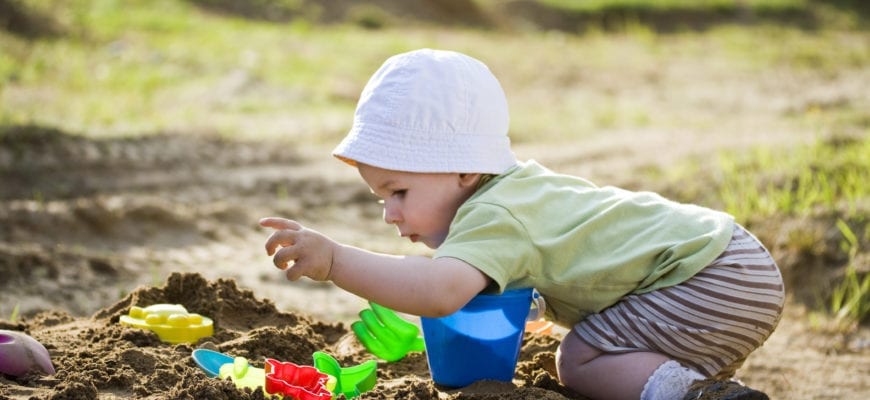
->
xmin=0 ymin=117 xmax=868 ymax=399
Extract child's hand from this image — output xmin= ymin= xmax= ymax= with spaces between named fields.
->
xmin=259 ymin=217 xmax=337 ymax=281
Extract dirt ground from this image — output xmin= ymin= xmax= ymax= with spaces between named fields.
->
xmin=0 ymin=121 xmax=867 ymax=400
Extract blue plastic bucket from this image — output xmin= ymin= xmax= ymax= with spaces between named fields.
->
xmin=420 ymin=288 xmax=541 ymax=388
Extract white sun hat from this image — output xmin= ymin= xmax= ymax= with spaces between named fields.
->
xmin=332 ymin=48 xmax=517 ymax=174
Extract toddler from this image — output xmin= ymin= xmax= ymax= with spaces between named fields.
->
xmin=260 ymin=49 xmax=784 ymax=400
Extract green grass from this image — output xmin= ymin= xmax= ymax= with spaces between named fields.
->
xmin=713 ymin=135 xmax=868 ymax=222
xmin=664 ymin=133 xmax=869 ymax=328
xmin=537 ymin=0 xmax=808 ymax=12
xmin=831 ymin=219 xmax=869 ymax=327
xmin=8 ymin=302 xmax=20 ymax=323
xmin=2 ymin=0 xmax=375 ymax=140
xmin=2 ymin=0 xmax=868 ymax=142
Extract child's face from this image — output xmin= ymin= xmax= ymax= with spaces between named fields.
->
xmin=357 ymin=163 xmax=479 ymax=249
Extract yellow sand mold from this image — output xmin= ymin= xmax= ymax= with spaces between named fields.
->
xmin=119 ymin=304 xmax=213 ymax=344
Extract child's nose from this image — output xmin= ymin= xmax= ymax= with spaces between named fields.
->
xmin=383 ymin=203 xmax=401 ymax=224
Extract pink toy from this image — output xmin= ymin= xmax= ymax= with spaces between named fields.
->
xmin=0 ymin=330 xmax=55 ymax=377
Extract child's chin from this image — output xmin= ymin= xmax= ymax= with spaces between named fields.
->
xmin=422 ymin=238 xmax=444 ymax=249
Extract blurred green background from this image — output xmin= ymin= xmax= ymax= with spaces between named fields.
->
xmin=2 ymin=0 xmax=867 ymax=143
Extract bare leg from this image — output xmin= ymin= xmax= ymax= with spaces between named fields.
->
xmin=556 ymin=329 xmax=669 ymax=400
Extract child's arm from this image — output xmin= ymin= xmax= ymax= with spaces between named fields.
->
xmin=260 ymin=217 xmax=489 ymax=318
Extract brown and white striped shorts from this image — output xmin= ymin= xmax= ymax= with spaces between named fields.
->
xmin=573 ymin=223 xmax=785 ymax=379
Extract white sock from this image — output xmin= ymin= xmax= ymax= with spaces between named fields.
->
xmin=640 ymin=360 xmax=705 ymax=400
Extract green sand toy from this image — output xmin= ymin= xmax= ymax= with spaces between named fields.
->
xmin=352 ymin=302 xmax=425 ymax=362
xmin=312 ymin=351 xmax=377 ymax=398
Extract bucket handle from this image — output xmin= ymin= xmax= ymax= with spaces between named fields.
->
xmin=527 ymin=289 xmax=546 ymax=321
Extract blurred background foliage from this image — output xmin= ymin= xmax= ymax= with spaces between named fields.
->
xmin=1 ymin=0 xmax=868 ymax=142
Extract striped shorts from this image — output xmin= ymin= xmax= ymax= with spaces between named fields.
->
xmin=574 ymin=224 xmax=785 ymax=379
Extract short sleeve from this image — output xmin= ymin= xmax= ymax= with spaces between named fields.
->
xmin=434 ymin=202 xmax=541 ymax=292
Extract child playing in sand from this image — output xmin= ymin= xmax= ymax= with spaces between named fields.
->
xmin=260 ymin=49 xmax=784 ymax=400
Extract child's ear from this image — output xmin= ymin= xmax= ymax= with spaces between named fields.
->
xmin=458 ymin=173 xmax=481 ymax=188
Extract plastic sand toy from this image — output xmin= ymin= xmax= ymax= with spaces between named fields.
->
xmin=191 ymin=349 xmax=351 ymax=398
xmin=351 ymin=302 xmax=425 ymax=362
xmin=421 ymin=288 xmax=544 ymax=388
xmin=119 ymin=304 xmax=213 ymax=344
xmin=220 ymin=356 xmax=266 ymax=391
xmin=525 ymin=318 xmax=555 ymax=335
xmin=191 ymin=348 xmax=234 ymax=378
xmin=265 ymin=358 xmax=332 ymax=400
xmin=192 ymin=349 xmax=269 ymax=393
xmin=312 ymin=351 xmax=377 ymax=398
xmin=0 ymin=330 xmax=55 ymax=377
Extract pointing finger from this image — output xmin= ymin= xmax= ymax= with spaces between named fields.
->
xmin=259 ymin=217 xmax=302 ymax=231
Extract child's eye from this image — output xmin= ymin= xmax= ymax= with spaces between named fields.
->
xmin=392 ymin=190 xmax=407 ymax=198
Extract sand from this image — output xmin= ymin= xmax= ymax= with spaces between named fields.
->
xmin=0 ymin=272 xmax=576 ymax=399
xmin=0 ymin=123 xmax=867 ymax=399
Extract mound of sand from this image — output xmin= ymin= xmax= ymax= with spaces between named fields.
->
xmin=0 ymin=272 xmax=577 ymax=400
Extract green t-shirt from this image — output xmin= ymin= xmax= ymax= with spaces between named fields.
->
xmin=434 ymin=160 xmax=734 ymax=327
